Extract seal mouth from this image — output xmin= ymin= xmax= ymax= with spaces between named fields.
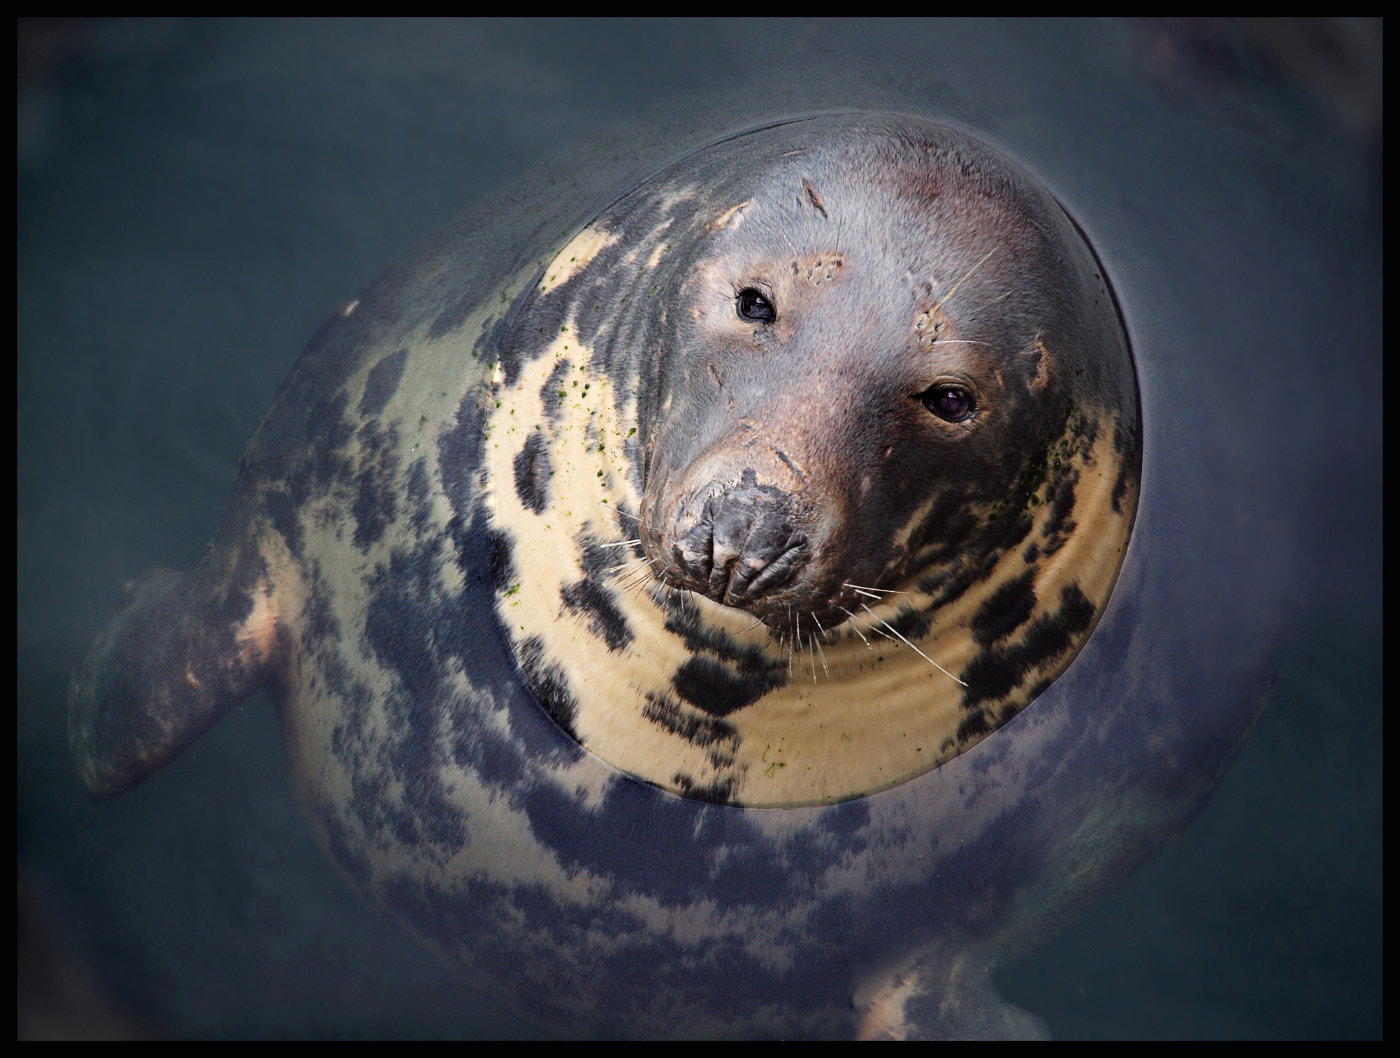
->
xmin=672 ymin=515 xmax=809 ymax=606
xmin=639 ymin=477 xmax=882 ymax=636
xmin=641 ymin=474 xmax=821 ymax=626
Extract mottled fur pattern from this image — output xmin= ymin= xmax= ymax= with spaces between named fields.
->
xmin=481 ymin=115 xmax=1139 ymax=807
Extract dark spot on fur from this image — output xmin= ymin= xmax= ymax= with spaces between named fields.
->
xmin=560 ymin=579 xmax=633 ymax=652
xmin=960 ymin=582 xmax=1097 ymax=709
xmin=916 ymin=544 xmax=1003 ymax=617
xmin=351 ymin=421 xmax=400 ymax=550
xmin=577 ymin=533 xmax=620 ymax=581
xmin=472 ymin=309 xmax=512 ymax=369
xmin=919 ymin=492 xmax=969 ymax=544
xmin=519 ymin=635 xmax=579 ymax=739
xmin=310 ymin=798 xmax=372 ymax=885
xmin=405 ymin=457 xmax=432 ymax=535
xmin=1111 ymin=418 xmax=1140 ymax=516
xmin=484 ymin=526 xmax=517 ymax=593
xmin=971 ymin=567 xmax=1038 ymax=647
xmin=345 ymin=767 xmax=420 ymax=849
xmin=1038 ymin=470 xmax=1079 ymax=558
xmin=354 ymin=536 xmax=475 ymax=861
xmin=302 ymin=576 xmax=341 ymax=650
xmin=515 ymin=750 xmax=873 ymax=942
xmin=820 ymin=798 xmax=871 ymax=841
xmin=303 ymin=563 xmax=376 ymax=775
xmin=980 ymin=505 xmax=1037 ymax=557
xmin=642 ymin=690 xmax=739 ymax=750
xmin=655 ymin=590 xmax=790 ymax=682
xmin=262 ymin=486 xmax=304 ymax=560
xmin=437 ymin=509 xmax=584 ymax=786
xmin=955 ymin=707 xmax=994 ymax=745
xmin=427 ymin=296 xmax=475 ymax=344
xmin=437 ymin=392 xmax=490 ymax=522
xmin=513 ymin=431 xmax=552 ymax=514
xmin=383 ymin=690 xmax=469 ymax=853
xmin=884 ymin=602 xmax=937 ymax=642
xmin=364 ymin=549 xmax=441 ymax=691
xmin=671 ymin=656 xmax=783 ymax=718
xmin=672 ymin=773 xmax=740 ymax=805
xmin=359 ymin=348 xmax=408 ymax=418
xmin=540 ymin=359 xmax=572 ymax=423
xmin=309 ymin=389 xmax=355 ymax=491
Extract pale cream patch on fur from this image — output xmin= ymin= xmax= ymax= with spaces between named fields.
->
xmin=616 ymin=215 xmax=677 ymax=276
xmin=538 ymin=225 xmax=620 ymax=294
xmin=234 ymin=578 xmax=280 ymax=671
xmin=713 ymin=199 xmax=753 ymax=230
xmin=1031 ymin=337 xmax=1052 ymax=390
xmin=854 ymin=963 xmax=920 ymax=1041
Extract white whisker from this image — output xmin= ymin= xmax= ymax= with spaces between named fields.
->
xmin=838 ymin=608 xmax=875 ymax=649
xmin=860 ymin=604 xmax=966 ymax=686
xmin=810 ymin=614 xmax=831 ymax=677
xmin=934 ymin=247 xmax=997 ymax=314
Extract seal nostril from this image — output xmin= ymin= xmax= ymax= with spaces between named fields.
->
xmin=726 ymin=558 xmax=759 ymax=599
xmin=676 ymin=522 xmax=715 ymax=582
xmin=745 ymin=534 xmax=807 ymax=598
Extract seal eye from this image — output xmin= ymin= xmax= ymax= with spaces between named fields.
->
xmin=736 ymin=287 xmax=776 ymax=324
xmin=921 ymin=383 xmax=976 ymax=423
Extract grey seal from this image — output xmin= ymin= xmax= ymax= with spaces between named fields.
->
xmin=71 ymin=113 xmax=1145 ymax=1037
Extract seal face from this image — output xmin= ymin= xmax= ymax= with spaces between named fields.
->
xmin=482 ymin=114 xmax=1140 ymax=806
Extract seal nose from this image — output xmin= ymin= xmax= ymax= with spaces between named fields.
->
xmin=670 ymin=483 xmax=808 ymax=607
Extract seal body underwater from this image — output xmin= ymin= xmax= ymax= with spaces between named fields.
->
xmin=71 ymin=112 xmax=1157 ymax=1037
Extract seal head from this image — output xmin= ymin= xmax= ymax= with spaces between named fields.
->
xmin=483 ymin=114 xmax=1140 ymax=806
xmin=640 ymin=159 xmax=1090 ymax=635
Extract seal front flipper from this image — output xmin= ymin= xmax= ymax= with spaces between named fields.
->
xmin=68 ymin=550 xmax=279 ymax=798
